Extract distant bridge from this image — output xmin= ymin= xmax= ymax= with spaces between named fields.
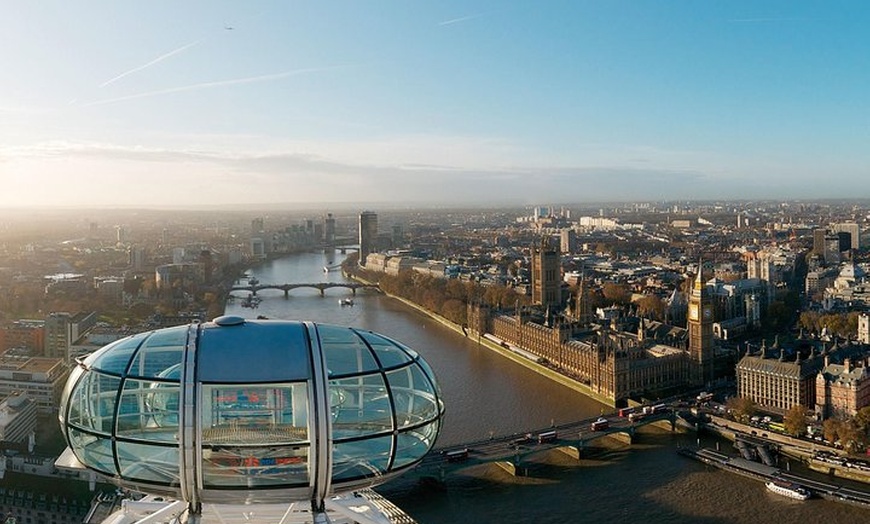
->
xmin=408 ymin=410 xmax=676 ymax=480
xmin=230 ymin=282 xmax=380 ymax=297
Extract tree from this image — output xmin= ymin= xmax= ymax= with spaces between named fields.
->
xmin=783 ymin=404 xmax=807 ymax=436
xmin=823 ymin=418 xmax=840 ymax=444
xmin=835 ymin=419 xmax=862 ymax=453
xmin=602 ymin=282 xmax=630 ymax=306
xmin=726 ymin=396 xmax=757 ymax=423
xmin=636 ymin=295 xmax=665 ymax=321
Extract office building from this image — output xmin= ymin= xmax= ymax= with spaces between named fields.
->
xmin=0 ymin=355 xmax=68 ymax=414
xmin=0 ymin=320 xmax=45 ymax=354
xmin=324 ymin=213 xmax=336 ymax=244
xmin=0 ymin=392 xmax=37 ymax=446
xmin=358 ymin=211 xmax=378 ymax=266
xmin=830 ymin=222 xmax=861 ymax=250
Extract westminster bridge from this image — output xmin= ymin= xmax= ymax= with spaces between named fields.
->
xmin=409 ymin=409 xmax=677 ymax=480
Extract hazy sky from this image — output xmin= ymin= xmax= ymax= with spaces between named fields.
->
xmin=2 ymin=1 xmax=869 ymax=208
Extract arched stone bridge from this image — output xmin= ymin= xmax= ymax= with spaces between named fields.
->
xmin=230 ymin=282 xmax=380 ymax=297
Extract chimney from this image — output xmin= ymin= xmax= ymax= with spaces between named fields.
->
xmin=824 ymin=355 xmax=830 ymax=368
xmin=844 ymin=358 xmax=851 ymax=373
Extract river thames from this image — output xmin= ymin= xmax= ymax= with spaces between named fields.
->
xmin=226 ymin=251 xmax=868 ymax=523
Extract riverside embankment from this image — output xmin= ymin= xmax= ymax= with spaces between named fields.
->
xmin=347 ymin=271 xmax=616 ymax=406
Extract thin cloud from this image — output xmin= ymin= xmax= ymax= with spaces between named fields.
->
xmin=438 ymin=13 xmax=485 ymax=26
xmin=99 ymin=40 xmax=201 ymax=88
xmin=727 ymin=17 xmax=806 ymax=23
xmin=83 ymin=65 xmax=352 ymax=107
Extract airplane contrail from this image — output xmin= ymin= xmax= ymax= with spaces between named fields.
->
xmin=99 ymin=40 xmax=201 ymax=88
xmin=84 ymin=66 xmax=351 ymax=107
xmin=438 ymin=14 xmax=483 ymax=26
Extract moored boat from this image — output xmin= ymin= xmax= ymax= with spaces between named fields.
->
xmin=766 ymin=479 xmax=810 ymax=500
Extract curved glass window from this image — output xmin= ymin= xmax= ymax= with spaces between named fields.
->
xmin=117 ymin=441 xmax=179 ymax=484
xmin=126 ymin=326 xmax=186 ymax=379
xmin=332 ymin=436 xmax=391 ymax=481
xmin=67 ymin=372 xmax=121 ymax=435
xmin=386 ymin=365 xmax=440 ymax=429
xmin=88 ymin=333 xmax=149 ymax=375
xmin=320 ymin=325 xmax=379 ymax=376
xmin=393 ymin=420 xmax=440 ymax=469
xmin=358 ymin=331 xmax=413 ymax=369
xmin=329 ymin=375 xmax=392 ymax=439
xmin=68 ymin=427 xmax=115 ymax=475
xmin=116 ymin=379 xmax=179 ymax=441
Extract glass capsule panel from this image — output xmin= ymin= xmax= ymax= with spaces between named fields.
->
xmin=319 ymin=325 xmax=379 ymax=376
xmin=386 ymin=365 xmax=440 ymax=429
xmin=88 ymin=332 xmax=150 ymax=375
xmin=115 ymin=379 xmax=179 ymax=442
xmin=393 ymin=420 xmax=441 ymax=469
xmin=67 ymin=372 xmax=121 ymax=435
xmin=357 ymin=331 xmax=412 ymax=369
xmin=201 ymin=445 xmax=310 ymax=488
xmin=117 ymin=441 xmax=180 ymax=484
xmin=68 ymin=426 xmax=116 ymax=475
xmin=329 ymin=375 xmax=393 ymax=439
xmin=332 ymin=436 xmax=391 ymax=482
xmin=126 ymin=326 xmax=186 ymax=379
xmin=201 ymin=384 xmax=310 ymax=446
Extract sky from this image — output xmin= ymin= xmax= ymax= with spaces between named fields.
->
xmin=1 ymin=1 xmax=869 ymax=208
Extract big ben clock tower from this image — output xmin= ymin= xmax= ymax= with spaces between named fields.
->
xmin=688 ymin=260 xmax=714 ymax=385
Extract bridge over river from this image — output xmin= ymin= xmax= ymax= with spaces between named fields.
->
xmin=230 ymin=282 xmax=380 ymax=297
xmin=410 ymin=410 xmax=676 ymax=480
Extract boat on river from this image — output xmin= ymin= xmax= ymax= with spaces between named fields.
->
xmin=241 ymin=294 xmax=261 ymax=309
xmin=766 ymin=479 xmax=810 ymax=500
xmin=339 ymin=298 xmax=354 ymax=307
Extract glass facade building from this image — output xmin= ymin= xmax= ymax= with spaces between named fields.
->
xmin=58 ymin=316 xmax=443 ymax=505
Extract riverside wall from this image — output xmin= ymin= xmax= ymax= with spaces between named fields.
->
xmin=348 ymin=273 xmax=616 ymax=407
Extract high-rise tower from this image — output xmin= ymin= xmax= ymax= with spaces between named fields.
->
xmin=531 ymin=238 xmax=560 ymax=309
xmin=358 ymin=211 xmax=378 ymax=266
xmin=687 ymin=261 xmax=714 ymax=385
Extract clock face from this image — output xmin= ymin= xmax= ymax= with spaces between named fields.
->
xmin=689 ymin=304 xmax=699 ymax=321
xmin=703 ymin=307 xmax=712 ymax=320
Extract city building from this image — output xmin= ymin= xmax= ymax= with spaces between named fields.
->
xmin=0 ymin=392 xmax=37 ymax=447
xmin=0 ymin=320 xmax=45 ymax=354
xmin=816 ymin=356 xmax=870 ymax=419
xmin=324 ymin=212 xmax=336 ymax=244
xmin=358 ymin=211 xmax=378 ymax=266
xmin=560 ymin=228 xmax=577 ymax=254
xmin=737 ymin=337 xmax=867 ymax=414
xmin=830 ymin=222 xmax=861 ymax=250
xmin=93 ymin=277 xmax=124 ymax=305
xmin=154 ymin=263 xmax=206 ymax=291
xmin=859 ymin=313 xmax=870 ymax=344
xmin=0 ymin=355 xmax=68 ymax=414
xmin=736 ymin=340 xmax=824 ymax=413
xmin=128 ymin=245 xmax=147 ymax=271
xmin=44 ymin=312 xmax=72 ymax=360
xmin=530 ymin=238 xmax=560 ymax=309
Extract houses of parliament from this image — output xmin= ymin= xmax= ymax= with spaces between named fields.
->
xmin=467 ymin=240 xmax=735 ymax=405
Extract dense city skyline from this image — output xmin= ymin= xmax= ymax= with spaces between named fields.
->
xmin=2 ymin=1 xmax=870 ymax=207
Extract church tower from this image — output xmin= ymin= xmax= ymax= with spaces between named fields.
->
xmin=688 ymin=260 xmax=715 ymax=385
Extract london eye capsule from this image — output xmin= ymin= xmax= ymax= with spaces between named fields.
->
xmin=57 ymin=316 xmax=444 ymax=507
